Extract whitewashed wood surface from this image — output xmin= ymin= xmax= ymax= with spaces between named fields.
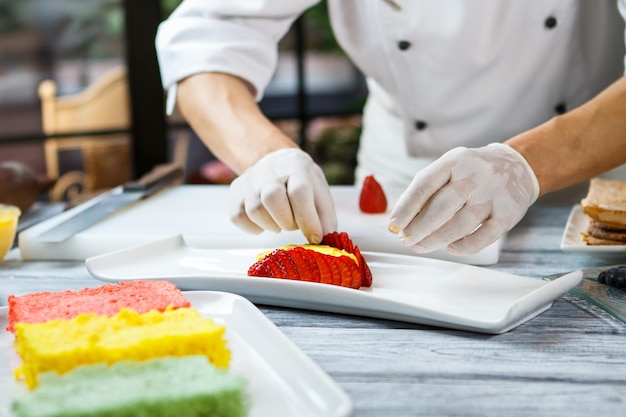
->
xmin=1 ymin=204 xmax=625 ymax=417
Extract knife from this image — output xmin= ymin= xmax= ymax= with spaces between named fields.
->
xmin=32 ymin=163 xmax=184 ymax=243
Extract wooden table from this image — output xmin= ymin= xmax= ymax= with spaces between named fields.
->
xmin=1 ymin=204 xmax=625 ymax=417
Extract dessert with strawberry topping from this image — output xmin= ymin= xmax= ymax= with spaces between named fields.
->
xmin=247 ymin=232 xmax=372 ymax=289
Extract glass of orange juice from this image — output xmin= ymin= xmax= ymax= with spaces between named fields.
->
xmin=0 ymin=204 xmax=21 ymax=261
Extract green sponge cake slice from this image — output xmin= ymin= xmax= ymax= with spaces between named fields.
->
xmin=11 ymin=355 xmax=248 ymax=417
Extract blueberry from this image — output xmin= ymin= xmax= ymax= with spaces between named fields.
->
xmin=598 ymin=266 xmax=626 ymax=289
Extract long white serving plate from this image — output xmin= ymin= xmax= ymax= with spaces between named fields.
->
xmin=0 ymin=291 xmax=352 ymax=417
xmin=86 ymin=235 xmax=582 ymax=334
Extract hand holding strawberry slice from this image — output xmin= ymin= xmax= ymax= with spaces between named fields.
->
xmin=359 ymin=175 xmax=387 ymax=214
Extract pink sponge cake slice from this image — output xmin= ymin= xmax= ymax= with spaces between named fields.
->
xmin=6 ymin=280 xmax=190 ymax=333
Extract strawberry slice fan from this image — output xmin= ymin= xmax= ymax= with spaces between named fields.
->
xmin=247 ymin=232 xmax=373 ymax=289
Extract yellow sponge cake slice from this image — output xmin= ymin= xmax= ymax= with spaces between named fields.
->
xmin=13 ymin=307 xmax=230 ymax=389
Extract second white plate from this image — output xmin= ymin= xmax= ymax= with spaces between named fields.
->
xmin=0 ymin=291 xmax=352 ymax=417
xmin=561 ymin=205 xmax=626 ymax=256
xmin=86 ymin=235 xmax=582 ymax=334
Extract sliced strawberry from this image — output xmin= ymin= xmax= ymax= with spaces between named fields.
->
xmin=249 ymin=232 xmax=373 ymax=289
xmin=333 ymin=256 xmax=356 ymax=288
xmin=273 ymin=250 xmax=300 ymax=280
xmin=292 ymin=247 xmax=320 ymax=282
xmin=287 ymin=249 xmax=311 ymax=280
xmin=325 ymin=256 xmax=342 ymax=286
xmin=310 ymin=251 xmax=334 ymax=285
xmin=359 ymin=175 xmax=387 ymax=214
xmin=321 ymin=232 xmax=340 ymax=249
xmin=351 ymin=245 xmax=372 ymax=288
xmin=248 ymin=255 xmax=283 ymax=278
xmin=339 ymin=232 xmax=354 ymax=254
xmin=344 ymin=256 xmax=363 ymax=289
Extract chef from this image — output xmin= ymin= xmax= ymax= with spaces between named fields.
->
xmin=156 ymin=0 xmax=626 ymax=255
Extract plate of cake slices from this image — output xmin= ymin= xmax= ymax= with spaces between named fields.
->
xmin=561 ymin=179 xmax=626 ymax=255
xmin=85 ymin=234 xmax=582 ymax=334
xmin=0 ymin=282 xmax=352 ymax=417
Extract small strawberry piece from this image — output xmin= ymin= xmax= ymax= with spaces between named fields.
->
xmin=322 ymin=231 xmax=373 ymax=288
xmin=288 ymin=249 xmax=312 ymax=281
xmin=336 ymin=256 xmax=361 ymax=289
xmin=326 ymin=256 xmax=342 ymax=286
xmin=273 ymin=250 xmax=300 ymax=280
xmin=339 ymin=233 xmax=355 ymax=254
xmin=351 ymin=245 xmax=373 ymax=287
xmin=293 ymin=247 xmax=320 ymax=282
xmin=321 ymin=231 xmax=340 ymax=249
xmin=310 ymin=251 xmax=334 ymax=285
xmin=359 ymin=175 xmax=387 ymax=214
xmin=248 ymin=255 xmax=283 ymax=278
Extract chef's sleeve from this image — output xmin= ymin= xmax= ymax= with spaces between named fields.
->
xmin=156 ymin=0 xmax=320 ymax=114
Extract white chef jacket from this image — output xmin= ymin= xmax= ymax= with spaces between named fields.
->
xmin=156 ymin=0 xmax=626 ymax=190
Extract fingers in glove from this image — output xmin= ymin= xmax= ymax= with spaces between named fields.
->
xmin=287 ymin=173 xmax=324 ymax=244
xmin=313 ymin=171 xmax=338 ymax=236
xmin=409 ymin=201 xmax=492 ymax=253
xmin=447 ymin=217 xmax=503 ymax=255
xmin=388 ymin=149 xmax=462 ymax=233
xmin=397 ymin=179 xmax=471 ymax=247
xmin=244 ymin=188 xmax=282 ymax=233
xmin=228 ymin=177 xmax=264 ymax=234
xmin=260 ymin=181 xmax=298 ymax=231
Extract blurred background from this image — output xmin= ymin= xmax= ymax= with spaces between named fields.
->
xmin=0 ymin=0 xmax=367 ymax=213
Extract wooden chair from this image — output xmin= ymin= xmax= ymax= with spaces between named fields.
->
xmin=38 ymin=66 xmax=134 ymax=202
xmin=39 ymin=65 xmax=190 ymax=203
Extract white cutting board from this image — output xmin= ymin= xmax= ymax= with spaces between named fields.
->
xmin=18 ymin=185 xmax=501 ymax=264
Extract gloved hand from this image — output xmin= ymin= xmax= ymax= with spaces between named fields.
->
xmin=388 ymin=143 xmax=540 ymax=255
xmin=228 ymin=148 xmax=337 ymax=244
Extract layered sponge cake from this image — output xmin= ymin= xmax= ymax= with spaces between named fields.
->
xmin=8 ymin=280 xmax=249 ymax=417
xmin=12 ymin=356 xmax=247 ymax=417
xmin=7 ymin=280 xmax=190 ymax=332
xmin=14 ymin=307 xmax=230 ymax=389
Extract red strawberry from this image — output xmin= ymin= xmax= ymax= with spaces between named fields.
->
xmin=325 ymin=256 xmax=342 ymax=286
xmin=336 ymin=256 xmax=361 ymax=289
xmin=288 ymin=249 xmax=312 ymax=281
xmin=248 ymin=232 xmax=373 ymax=289
xmin=248 ymin=254 xmax=283 ymax=278
xmin=293 ymin=247 xmax=320 ymax=282
xmin=272 ymin=250 xmax=300 ymax=280
xmin=351 ymin=245 xmax=372 ymax=288
xmin=309 ymin=252 xmax=334 ymax=285
xmin=359 ymin=175 xmax=387 ymax=214
xmin=321 ymin=231 xmax=373 ymax=288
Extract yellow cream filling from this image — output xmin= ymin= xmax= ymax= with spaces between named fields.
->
xmin=257 ymin=244 xmax=358 ymax=264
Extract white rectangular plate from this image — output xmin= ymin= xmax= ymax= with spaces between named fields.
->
xmin=561 ymin=205 xmax=626 ymax=254
xmin=0 ymin=291 xmax=352 ymax=417
xmin=86 ymin=235 xmax=582 ymax=334
xmin=19 ymin=185 xmax=502 ymax=265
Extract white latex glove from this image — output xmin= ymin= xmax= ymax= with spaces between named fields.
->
xmin=388 ymin=143 xmax=540 ymax=255
xmin=228 ymin=148 xmax=337 ymax=244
